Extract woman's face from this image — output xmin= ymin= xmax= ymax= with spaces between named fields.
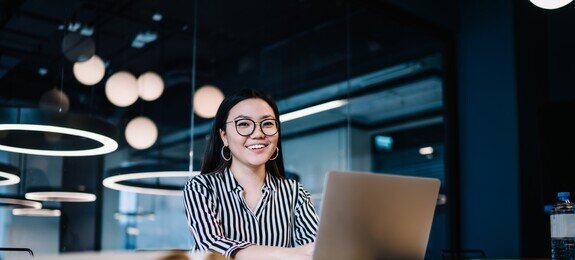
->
xmin=220 ymin=98 xmax=279 ymax=170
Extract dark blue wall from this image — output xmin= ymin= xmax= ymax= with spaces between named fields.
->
xmin=457 ymin=0 xmax=520 ymax=257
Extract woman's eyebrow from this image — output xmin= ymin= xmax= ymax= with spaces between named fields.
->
xmin=233 ymin=115 xmax=274 ymax=120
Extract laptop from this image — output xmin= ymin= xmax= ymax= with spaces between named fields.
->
xmin=313 ymin=171 xmax=441 ymax=260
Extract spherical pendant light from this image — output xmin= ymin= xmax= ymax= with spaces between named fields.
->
xmin=61 ymin=32 xmax=95 ymax=62
xmin=39 ymin=88 xmax=70 ymax=112
xmin=193 ymin=85 xmax=224 ymax=118
xmin=530 ymin=0 xmax=572 ymax=9
xmin=105 ymin=71 xmax=138 ymax=107
xmin=73 ymin=55 xmax=106 ymax=86
xmin=137 ymin=71 xmax=164 ymax=101
xmin=125 ymin=116 xmax=158 ymax=150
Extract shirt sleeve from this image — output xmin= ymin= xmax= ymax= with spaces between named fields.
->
xmin=292 ymin=182 xmax=320 ymax=246
xmin=183 ymin=177 xmax=253 ymax=257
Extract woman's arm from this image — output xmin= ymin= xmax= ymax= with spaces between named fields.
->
xmin=234 ymin=243 xmax=315 ymax=260
xmin=183 ymin=178 xmax=253 ymax=257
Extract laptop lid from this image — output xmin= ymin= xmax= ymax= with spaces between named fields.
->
xmin=313 ymin=171 xmax=440 ymax=260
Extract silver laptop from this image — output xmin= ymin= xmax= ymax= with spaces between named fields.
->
xmin=313 ymin=171 xmax=440 ymax=260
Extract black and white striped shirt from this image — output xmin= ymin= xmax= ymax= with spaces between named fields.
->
xmin=183 ymin=168 xmax=319 ymax=257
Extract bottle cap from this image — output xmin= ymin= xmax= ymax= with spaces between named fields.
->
xmin=558 ymin=191 xmax=571 ymax=199
xmin=544 ymin=204 xmax=554 ymax=213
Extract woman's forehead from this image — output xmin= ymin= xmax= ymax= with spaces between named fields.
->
xmin=228 ymin=98 xmax=274 ymax=118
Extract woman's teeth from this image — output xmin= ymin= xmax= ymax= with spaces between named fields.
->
xmin=247 ymin=144 xmax=266 ymax=150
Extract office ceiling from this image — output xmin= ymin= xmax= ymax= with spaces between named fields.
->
xmin=0 ymin=0 xmax=444 ymax=155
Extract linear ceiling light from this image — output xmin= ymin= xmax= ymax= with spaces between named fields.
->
xmin=104 ymin=164 xmax=199 ymax=196
xmin=0 ymin=163 xmax=20 ymax=186
xmin=12 ymin=208 xmax=61 ymax=217
xmin=279 ymin=99 xmax=348 ymax=123
xmin=0 ymin=108 xmax=118 ymax=156
xmin=25 ymin=191 xmax=96 ymax=202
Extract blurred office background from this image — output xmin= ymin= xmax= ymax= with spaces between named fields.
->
xmin=0 ymin=0 xmax=571 ymax=259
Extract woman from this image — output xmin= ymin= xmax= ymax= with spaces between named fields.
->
xmin=183 ymin=89 xmax=319 ymax=259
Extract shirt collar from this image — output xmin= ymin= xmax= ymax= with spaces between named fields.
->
xmin=223 ymin=168 xmax=277 ymax=192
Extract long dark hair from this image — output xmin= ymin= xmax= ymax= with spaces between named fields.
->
xmin=200 ymin=88 xmax=286 ymax=179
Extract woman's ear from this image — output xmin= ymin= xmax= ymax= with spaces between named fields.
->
xmin=219 ymin=129 xmax=228 ymax=147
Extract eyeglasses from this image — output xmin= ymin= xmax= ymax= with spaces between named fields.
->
xmin=225 ymin=118 xmax=279 ymax=136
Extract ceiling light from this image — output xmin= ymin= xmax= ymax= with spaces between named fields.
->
xmin=419 ymin=147 xmax=434 ymax=156
xmin=25 ymin=191 xmax=96 ymax=202
xmin=12 ymin=208 xmax=61 ymax=217
xmin=530 ymin=0 xmax=572 ymax=9
xmin=125 ymin=117 xmax=158 ymax=150
xmin=61 ymin=32 xmax=95 ymax=62
xmin=105 ymin=71 xmax=139 ymax=107
xmin=279 ymin=99 xmax=348 ymax=122
xmin=137 ymin=72 xmax=164 ymax=101
xmin=0 ymin=163 xmax=20 ymax=186
xmin=38 ymin=68 xmax=48 ymax=76
xmin=0 ymin=108 xmax=118 ymax=156
xmin=104 ymin=164 xmax=199 ymax=196
xmin=39 ymin=88 xmax=70 ymax=113
xmin=73 ymin=55 xmax=106 ymax=86
xmin=152 ymin=13 xmax=163 ymax=21
xmin=131 ymin=31 xmax=158 ymax=49
xmin=0 ymin=197 xmax=42 ymax=209
xmin=193 ymin=85 xmax=224 ymax=118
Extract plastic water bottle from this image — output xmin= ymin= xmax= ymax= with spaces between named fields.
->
xmin=550 ymin=192 xmax=575 ymax=259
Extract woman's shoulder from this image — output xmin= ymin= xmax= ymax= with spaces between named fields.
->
xmin=185 ymin=171 xmax=225 ymax=189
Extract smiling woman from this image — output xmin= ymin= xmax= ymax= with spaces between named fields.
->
xmin=183 ymin=89 xmax=319 ymax=259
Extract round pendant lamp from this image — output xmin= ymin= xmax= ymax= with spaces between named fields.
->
xmin=0 ymin=108 xmax=118 ymax=156
xmin=105 ymin=71 xmax=139 ymax=107
xmin=73 ymin=55 xmax=106 ymax=86
xmin=104 ymin=164 xmax=199 ymax=196
xmin=530 ymin=0 xmax=572 ymax=9
xmin=137 ymin=71 xmax=164 ymax=101
xmin=39 ymin=89 xmax=70 ymax=113
xmin=193 ymin=85 xmax=224 ymax=118
xmin=125 ymin=117 xmax=158 ymax=150
xmin=61 ymin=32 xmax=95 ymax=62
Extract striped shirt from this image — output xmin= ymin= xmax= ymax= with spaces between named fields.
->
xmin=183 ymin=168 xmax=319 ymax=257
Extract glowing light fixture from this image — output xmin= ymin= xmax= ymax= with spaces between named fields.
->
xmin=125 ymin=117 xmax=158 ymax=150
xmin=105 ymin=71 xmax=138 ymax=107
xmin=0 ymin=198 xmax=42 ymax=209
xmin=137 ymin=72 xmax=164 ymax=101
xmin=25 ymin=191 xmax=96 ymax=202
xmin=73 ymin=55 xmax=106 ymax=86
xmin=0 ymin=108 xmax=118 ymax=156
xmin=530 ymin=0 xmax=572 ymax=9
xmin=13 ymin=208 xmax=61 ymax=217
xmin=419 ymin=147 xmax=434 ymax=156
xmin=193 ymin=85 xmax=224 ymax=118
xmin=279 ymin=99 xmax=348 ymax=122
xmin=114 ymin=211 xmax=156 ymax=221
xmin=0 ymin=163 xmax=20 ymax=186
xmin=104 ymin=164 xmax=199 ymax=196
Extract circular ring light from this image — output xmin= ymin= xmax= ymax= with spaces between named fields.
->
xmin=13 ymin=208 xmax=61 ymax=217
xmin=73 ymin=55 xmax=106 ymax=86
xmin=25 ymin=191 xmax=96 ymax=202
xmin=0 ymin=163 xmax=20 ymax=186
xmin=104 ymin=164 xmax=199 ymax=196
xmin=0 ymin=197 xmax=42 ymax=209
xmin=0 ymin=108 xmax=118 ymax=156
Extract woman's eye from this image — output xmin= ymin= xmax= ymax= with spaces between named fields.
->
xmin=262 ymin=121 xmax=275 ymax=127
xmin=237 ymin=122 xmax=250 ymax=127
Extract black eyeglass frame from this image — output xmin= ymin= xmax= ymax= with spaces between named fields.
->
xmin=225 ymin=118 xmax=279 ymax=137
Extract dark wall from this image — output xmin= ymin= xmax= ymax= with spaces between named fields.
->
xmin=456 ymin=0 xmax=520 ymax=257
